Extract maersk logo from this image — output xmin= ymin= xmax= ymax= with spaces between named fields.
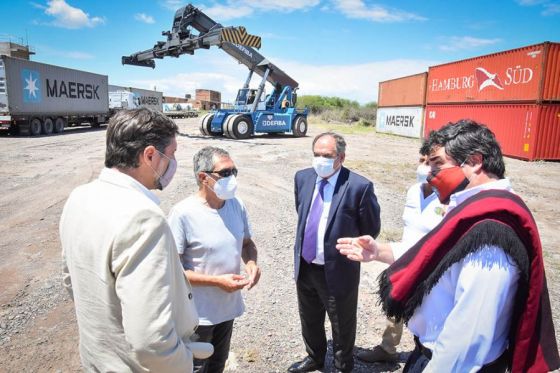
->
xmin=22 ymin=69 xmax=41 ymax=103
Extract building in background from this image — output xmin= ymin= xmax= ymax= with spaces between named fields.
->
xmin=195 ymin=89 xmax=221 ymax=110
xmin=0 ymin=40 xmax=34 ymax=60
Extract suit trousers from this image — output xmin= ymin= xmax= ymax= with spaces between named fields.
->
xmin=380 ymin=317 xmax=403 ymax=354
xmin=296 ymin=259 xmax=358 ymax=372
xmin=193 ymin=319 xmax=234 ymax=373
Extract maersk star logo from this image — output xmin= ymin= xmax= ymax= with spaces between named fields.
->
xmin=21 ymin=69 xmax=42 ymax=103
xmin=475 ymin=67 xmax=504 ymax=92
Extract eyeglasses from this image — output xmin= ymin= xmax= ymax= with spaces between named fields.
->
xmin=204 ymin=168 xmax=238 ymax=178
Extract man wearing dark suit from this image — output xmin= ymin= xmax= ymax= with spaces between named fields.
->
xmin=289 ymin=132 xmax=381 ymax=373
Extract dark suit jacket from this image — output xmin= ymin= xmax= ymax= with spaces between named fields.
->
xmin=294 ymin=166 xmax=381 ymax=297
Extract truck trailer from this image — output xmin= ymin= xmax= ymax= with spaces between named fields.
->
xmin=0 ymin=55 xmax=109 ymax=135
xmin=108 ymin=84 xmax=163 ymax=115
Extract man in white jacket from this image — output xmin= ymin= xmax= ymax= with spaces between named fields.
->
xmin=60 ymin=108 xmax=212 ymax=372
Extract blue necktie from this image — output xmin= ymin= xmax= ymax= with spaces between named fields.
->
xmin=302 ymin=179 xmax=328 ymax=263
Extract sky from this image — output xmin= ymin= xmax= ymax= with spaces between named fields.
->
xmin=1 ymin=0 xmax=559 ymax=104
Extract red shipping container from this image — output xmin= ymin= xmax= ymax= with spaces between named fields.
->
xmin=378 ymin=72 xmax=427 ymax=107
xmin=424 ymin=103 xmax=560 ymax=161
xmin=427 ymin=42 xmax=560 ymax=104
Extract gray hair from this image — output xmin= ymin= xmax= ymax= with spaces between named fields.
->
xmin=193 ymin=146 xmax=231 ymax=186
xmin=312 ymin=132 xmax=346 ymax=155
xmin=105 ymin=108 xmax=178 ymax=169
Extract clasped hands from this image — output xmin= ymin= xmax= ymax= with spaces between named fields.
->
xmin=217 ymin=261 xmax=261 ymax=293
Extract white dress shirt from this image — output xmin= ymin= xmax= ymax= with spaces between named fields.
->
xmin=391 ymin=182 xmax=444 ymax=260
xmin=407 ymin=178 xmax=519 ymax=373
xmin=306 ymin=169 xmax=341 ymax=265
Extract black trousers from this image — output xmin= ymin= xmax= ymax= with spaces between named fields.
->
xmin=193 ymin=319 xmax=235 ymax=373
xmin=296 ymin=260 xmax=358 ymax=372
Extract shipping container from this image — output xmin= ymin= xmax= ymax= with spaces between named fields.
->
xmin=376 ymin=106 xmax=424 ymax=138
xmin=109 ymin=84 xmax=163 ymax=112
xmin=1 ymin=56 xmax=108 ymax=115
xmin=0 ymin=55 xmax=109 ymax=135
xmin=424 ymin=103 xmax=560 ymax=160
xmin=426 ymin=42 xmax=560 ymax=104
xmin=378 ymin=73 xmax=427 ymax=107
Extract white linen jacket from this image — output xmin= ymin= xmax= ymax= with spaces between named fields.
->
xmin=60 ymin=168 xmax=201 ymax=372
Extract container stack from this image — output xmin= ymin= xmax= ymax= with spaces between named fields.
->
xmin=424 ymin=42 xmax=560 ymax=161
xmin=376 ymin=72 xmax=427 ymax=138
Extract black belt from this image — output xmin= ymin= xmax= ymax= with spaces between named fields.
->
xmin=413 ymin=335 xmax=509 ymax=373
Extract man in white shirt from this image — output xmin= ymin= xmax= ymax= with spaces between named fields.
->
xmin=60 ymin=108 xmax=212 ymax=372
xmin=337 ymin=120 xmax=559 ymax=372
xmin=357 ymin=142 xmax=444 ymax=364
xmin=168 ymin=146 xmax=261 ymax=373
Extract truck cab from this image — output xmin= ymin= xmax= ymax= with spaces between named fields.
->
xmin=235 ymin=88 xmax=266 ymax=111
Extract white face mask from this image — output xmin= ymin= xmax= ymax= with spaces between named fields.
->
xmin=416 ymin=164 xmax=431 ymax=184
xmin=213 ymin=175 xmax=237 ymax=200
xmin=151 ymin=150 xmax=177 ymax=190
xmin=312 ymin=156 xmax=336 ymax=178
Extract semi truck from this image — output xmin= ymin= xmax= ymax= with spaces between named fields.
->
xmin=109 ymin=84 xmax=163 ymax=115
xmin=122 ymin=4 xmax=308 ymax=139
xmin=0 ymin=56 xmax=164 ymax=136
xmin=0 ymin=55 xmax=109 ymax=135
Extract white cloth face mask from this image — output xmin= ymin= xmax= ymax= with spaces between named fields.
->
xmin=416 ymin=164 xmax=431 ymax=184
xmin=312 ymin=156 xmax=336 ymax=178
xmin=213 ymin=175 xmax=238 ymax=200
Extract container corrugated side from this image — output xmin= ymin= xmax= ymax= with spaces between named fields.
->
xmin=378 ymin=73 xmax=427 ymax=107
xmin=542 ymin=43 xmax=560 ymax=101
xmin=376 ymin=106 xmax=424 ymax=138
xmin=3 ymin=56 xmax=108 ymax=115
xmin=424 ymin=103 xmax=560 ymax=160
xmin=532 ymin=105 xmax=560 ymax=159
xmin=109 ymin=84 xmax=163 ymax=111
xmin=426 ymin=42 xmax=559 ymax=104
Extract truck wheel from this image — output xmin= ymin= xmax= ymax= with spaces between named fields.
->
xmin=200 ymin=113 xmax=214 ymax=136
xmin=292 ymin=116 xmax=308 ymax=137
xmin=223 ymin=115 xmax=235 ymax=138
xmin=228 ymin=115 xmax=253 ymax=140
xmin=54 ymin=117 xmax=66 ymax=133
xmin=30 ymin=118 xmax=42 ymax=136
xmin=42 ymin=118 xmax=54 ymax=135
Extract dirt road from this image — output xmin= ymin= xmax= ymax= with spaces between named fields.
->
xmin=1 ymin=118 xmax=559 ymax=372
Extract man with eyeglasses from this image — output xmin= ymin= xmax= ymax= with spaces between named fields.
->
xmin=60 ymin=108 xmax=211 ymax=372
xmin=168 ymin=146 xmax=261 ymax=373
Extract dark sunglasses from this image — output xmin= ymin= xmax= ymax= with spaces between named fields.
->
xmin=204 ymin=168 xmax=238 ymax=178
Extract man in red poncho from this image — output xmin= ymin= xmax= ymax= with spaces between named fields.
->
xmin=337 ymin=120 xmax=559 ymax=373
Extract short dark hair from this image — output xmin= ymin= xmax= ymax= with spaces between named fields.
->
xmin=427 ymin=119 xmax=505 ymax=178
xmin=105 ymin=108 xmax=179 ymax=169
xmin=312 ymin=132 xmax=346 ymax=154
xmin=419 ymin=139 xmax=430 ymax=156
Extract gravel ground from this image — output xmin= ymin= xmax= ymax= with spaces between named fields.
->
xmin=1 ymin=118 xmax=559 ymax=372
